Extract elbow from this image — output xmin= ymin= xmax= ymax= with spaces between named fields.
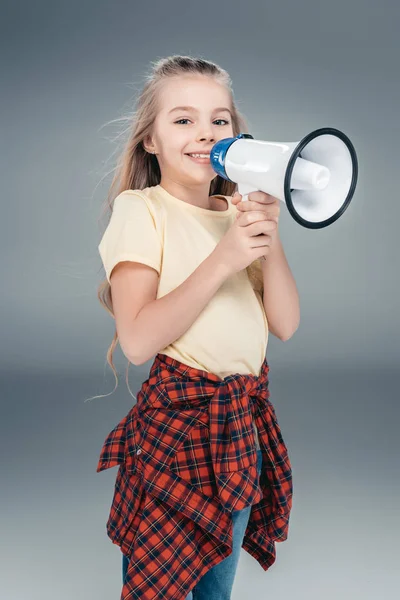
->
xmin=127 ymin=343 xmax=155 ymax=366
xmin=127 ymin=349 xmax=147 ymax=366
xmin=128 ymin=354 xmax=142 ymax=366
xmin=125 ymin=335 xmax=158 ymax=366
xmin=124 ymin=344 xmax=146 ymax=367
xmin=279 ymin=320 xmax=300 ymax=342
xmin=279 ymin=333 xmax=292 ymax=342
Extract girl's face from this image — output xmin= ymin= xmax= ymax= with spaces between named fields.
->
xmin=149 ymin=76 xmax=234 ymax=190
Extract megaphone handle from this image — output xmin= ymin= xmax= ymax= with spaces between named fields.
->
xmin=237 ymin=182 xmax=259 ymax=202
xmin=237 ymin=182 xmax=268 ymax=261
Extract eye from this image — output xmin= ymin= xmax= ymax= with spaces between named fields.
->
xmin=174 ymin=118 xmax=230 ymax=125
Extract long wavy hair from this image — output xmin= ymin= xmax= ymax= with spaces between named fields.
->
xmin=87 ymin=55 xmax=263 ymax=402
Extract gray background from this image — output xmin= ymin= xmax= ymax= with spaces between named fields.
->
xmin=1 ymin=0 xmax=399 ymax=598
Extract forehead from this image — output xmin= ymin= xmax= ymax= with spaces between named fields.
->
xmin=159 ymin=76 xmax=231 ymax=112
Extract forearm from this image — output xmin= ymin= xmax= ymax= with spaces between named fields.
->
xmin=129 ymin=251 xmax=231 ymax=365
xmin=262 ymin=229 xmax=300 ymax=340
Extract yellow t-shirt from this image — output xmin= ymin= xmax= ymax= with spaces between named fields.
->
xmin=98 ymin=184 xmax=269 ymax=446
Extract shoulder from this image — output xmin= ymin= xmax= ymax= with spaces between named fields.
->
xmin=112 ymin=187 xmax=158 ymax=219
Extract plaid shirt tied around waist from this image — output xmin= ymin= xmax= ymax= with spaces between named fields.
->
xmin=97 ymin=353 xmax=293 ymax=600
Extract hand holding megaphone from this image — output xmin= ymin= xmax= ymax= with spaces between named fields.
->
xmin=210 ymin=127 xmax=358 ymax=229
xmin=212 ymin=196 xmax=278 ymax=274
xmin=232 ymin=189 xmax=281 ymax=261
xmin=232 ymin=189 xmax=281 ymax=225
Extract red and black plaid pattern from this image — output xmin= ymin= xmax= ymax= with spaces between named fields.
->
xmin=97 ymin=352 xmax=293 ymax=600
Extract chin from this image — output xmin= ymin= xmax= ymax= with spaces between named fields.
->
xmin=184 ymin=169 xmax=214 ymax=181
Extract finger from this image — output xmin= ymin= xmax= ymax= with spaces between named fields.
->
xmin=237 ymin=200 xmax=258 ymax=211
xmin=236 ymin=211 xmax=263 ymax=225
xmin=249 ymin=219 xmax=277 ymax=233
xmin=248 ymin=191 xmax=271 ymax=203
xmin=250 ymin=233 xmax=273 ymax=248
xmin=240 ymin=204 xmax=280 ymax=223
xmin=238 ymin=200 xmax=273 ymax=212
xmin=246 ymin=211 xmax=273 ymax=224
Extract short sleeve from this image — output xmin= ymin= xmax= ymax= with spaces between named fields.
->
xmin=98 ymin=191 xmax=162 ymax=283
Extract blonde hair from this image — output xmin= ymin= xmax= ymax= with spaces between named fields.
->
xmin=87 ymin=55 xmax=263 ymax=402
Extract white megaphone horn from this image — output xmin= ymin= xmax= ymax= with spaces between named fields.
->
xmin=210 ymin=127 xmax=358 ymax=229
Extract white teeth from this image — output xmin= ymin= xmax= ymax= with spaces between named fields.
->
xmin=188 ymin=153 xmax=209 ymax=158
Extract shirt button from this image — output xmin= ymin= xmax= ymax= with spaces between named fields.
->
xmin=136 ymin=448 xmax=142 ymax=455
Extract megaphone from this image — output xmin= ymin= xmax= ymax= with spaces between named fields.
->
xmin=210 ymin=127 xmax=358 ymax=229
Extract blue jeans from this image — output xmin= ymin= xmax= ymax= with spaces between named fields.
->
xmin=122 ymin=449 xmax=263 ymax=600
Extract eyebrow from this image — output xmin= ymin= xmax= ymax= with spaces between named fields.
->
xmin=168 ymin=105 xmax=232 ymax=115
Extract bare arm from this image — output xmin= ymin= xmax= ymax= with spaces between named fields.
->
xmin=261 ymin=228 xmax=300 ymax=341
xmin=128 ymin=250 xmax=231 ymax=365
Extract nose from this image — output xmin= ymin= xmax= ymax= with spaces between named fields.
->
xmin=198 ymin=135 xmax=215 ymax=143
xmin=196 ymin=124 xmax=215 ymax=144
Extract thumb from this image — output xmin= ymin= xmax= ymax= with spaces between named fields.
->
xmin=232 ymin=192 xmax=241 ymax=203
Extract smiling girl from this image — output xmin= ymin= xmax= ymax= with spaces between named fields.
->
xmin=95 ymin=55 xmax=298 ymax=600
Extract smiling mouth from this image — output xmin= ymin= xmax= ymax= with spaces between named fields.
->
xmin=185 ymin=154 xmax=211 ymax=162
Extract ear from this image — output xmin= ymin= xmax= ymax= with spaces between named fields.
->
xmin=143 ymin=135 xmax=154 ymax=154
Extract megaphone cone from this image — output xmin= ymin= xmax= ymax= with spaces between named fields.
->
xmin=210 ymin=127 xmax=358 ymax=229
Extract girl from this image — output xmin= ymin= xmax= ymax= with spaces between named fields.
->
xmin=96 ymin=55 xmax=299 ymax=600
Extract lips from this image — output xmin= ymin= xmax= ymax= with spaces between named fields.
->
xmin=185 ymin=150 xmax=212 ymax=154
xmin=185 ymin=154 xmax=211 ymax=164
xmin=185 ymin=154 xmax=210 ymax=157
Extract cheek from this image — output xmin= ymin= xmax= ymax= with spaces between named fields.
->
xmin=158 ymin=127 xmax=187 ymax=154
xmin=167 ymin=126 xmax=190 ymax=145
